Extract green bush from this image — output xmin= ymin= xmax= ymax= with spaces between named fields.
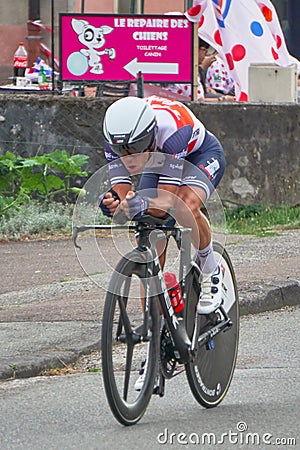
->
xmin=0 ymin=150 xmax=89 ymax=217
xmin=0 ymin=201 xmax=73 ymax=240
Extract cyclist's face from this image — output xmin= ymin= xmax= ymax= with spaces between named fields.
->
xmin=121 ymin=151 xmax=150 ymax=174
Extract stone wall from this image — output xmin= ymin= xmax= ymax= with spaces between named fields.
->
xmin=0 ymin=94 xmax=299 ymax=207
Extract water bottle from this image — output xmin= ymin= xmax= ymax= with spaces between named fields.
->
xmin=38 ymin=66 xmax=47 ymax=84
xmin=13 ymin=42 xmax=28 ymax=84
xmin=164 ymin=272 xmax=184 ymax=314
xmin=38 ymin=66 xmax=49 ymax=90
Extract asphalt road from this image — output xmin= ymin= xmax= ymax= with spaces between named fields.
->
xmin=0 ymin=230 xmax=300 ymax=380
xmin=0 ymin=306 xmax=299 ymax=450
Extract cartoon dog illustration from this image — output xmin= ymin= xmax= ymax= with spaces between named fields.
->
xmin=71 ymin=18 xmax=116 ymax=74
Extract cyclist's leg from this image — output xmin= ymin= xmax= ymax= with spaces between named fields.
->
xmin=177 ymin=131 xmax=225 ymax=234
xmin=175 ymin=131 xmax=226 ymax=313
xmin=175 ymin=183 xmax=209 ymax=250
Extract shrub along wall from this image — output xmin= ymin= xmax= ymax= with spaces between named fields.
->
xmin=0 ymin=94 xmax=299 ymax=207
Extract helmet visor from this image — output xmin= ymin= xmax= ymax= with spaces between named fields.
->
xmin=108 ymin=127 xmax=156 ymax=157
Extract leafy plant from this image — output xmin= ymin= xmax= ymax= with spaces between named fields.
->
xmin=0 ymin=150 xmax=89 ymax=217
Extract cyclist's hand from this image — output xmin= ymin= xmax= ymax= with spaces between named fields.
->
xmin=125 ymin=191 xmax=150 ymax=220
xmin=99 ymin=189 xmax=120 ymax=217
xmin=113 ymin=191 xmax=149 ymax=223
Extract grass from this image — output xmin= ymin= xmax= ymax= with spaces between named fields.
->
xmin=0 ymin=201 xmax=299 ymax=241
xmin=225 ymin=204 xmax=300 ymax=236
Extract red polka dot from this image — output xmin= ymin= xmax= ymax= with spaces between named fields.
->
xmin=272 ymin=47 xmax=279 ymax=60
xmin=232 ymin=44 xmax=246 ymax=62
xmin=177 ymin=89 xmax=183 ymax=94
xmin=184 ymin=85 xmax=189 ymax=91
xmin=214 ymin=29 xmax=222 ymax=46
xmin=238 ymin=92 xmax=248 ymax=102
xmin=188 ymin=5 xmax=201 ymax=17
xmin=276 ymin=35 xmax=282 ymax=49
xmin=226 ymin=53 xmax=234 ymax=70
xmin=198 ymin=15 xmax=205 ymax=28
xmin=260 ymin=5 xmax=273 ymax=22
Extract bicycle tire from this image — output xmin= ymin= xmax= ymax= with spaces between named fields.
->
xmin=101 ymin=251 xmax=160 ymax=426
xmin=185 ymin=242 xmax=239 ymax=408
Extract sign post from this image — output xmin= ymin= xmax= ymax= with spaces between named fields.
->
xmin=191 ymin=22 xmax=198 ymax=102
xmin=60 ymin=14 xmax=194 ymax=86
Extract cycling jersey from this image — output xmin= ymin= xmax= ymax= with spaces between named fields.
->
xmin=206 ymin=57 xmax=235 ymax=95
xmin=162 ymin=76 xmax=205 ymax=101
xmin=104 ymin=96 xmax=225 ymax=198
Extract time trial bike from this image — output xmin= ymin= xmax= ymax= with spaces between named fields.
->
xmin=73 ymin=213 xmax=239 ymax=426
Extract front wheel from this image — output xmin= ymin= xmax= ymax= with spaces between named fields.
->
xmin=101 ymin=252 xmax=160 ymax=426
xmin=185 ymin=242 xmax=239 ymax=408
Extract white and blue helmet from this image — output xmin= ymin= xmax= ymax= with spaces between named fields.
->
xmin=103 ymin=97 xmax=157 ymax=155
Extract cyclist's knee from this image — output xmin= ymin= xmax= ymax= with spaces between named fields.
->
xmin=176 ymin=187 xmax=204 ymax=223
xmin=176 ymin=198 xmax=201 ymax=226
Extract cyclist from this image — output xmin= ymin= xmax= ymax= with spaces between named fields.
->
xmin=99 ymin=95 xmax=225 ymax=315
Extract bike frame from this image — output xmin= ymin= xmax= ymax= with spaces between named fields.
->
xmin=73 ymin=221 xmax=193 ymax=363
xmin=137 ymin=222 xmax=194 ymax=364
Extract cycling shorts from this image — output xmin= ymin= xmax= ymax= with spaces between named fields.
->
xmin=139 ymin=130 xmax=225 ymax=200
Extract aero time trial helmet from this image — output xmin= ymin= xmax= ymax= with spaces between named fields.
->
xmin=103 ymin=97 xmax=157 ymax=156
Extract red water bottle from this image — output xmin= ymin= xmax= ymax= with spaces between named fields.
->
xmin=164 ymin=272 xmax=184 ymax=314
xmin=13 ymin=42 xmax=28 ymax=84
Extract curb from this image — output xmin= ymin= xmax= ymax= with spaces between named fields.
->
xmin=0 ymin=341 xmax=101 ymax=381
xmin=1 ymin=280 xmax=299 ymax=381
xmin=239 ymin=279 xmax=300 ymax=315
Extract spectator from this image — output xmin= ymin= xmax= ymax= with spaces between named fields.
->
xmin=163 ymin=38 xmax=234 ymax=102
xmin=206 ymin=53 xmax=235 ymax=96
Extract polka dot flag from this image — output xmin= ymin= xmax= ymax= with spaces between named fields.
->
xmin=185 ymin=0 xmax=297 ymax=102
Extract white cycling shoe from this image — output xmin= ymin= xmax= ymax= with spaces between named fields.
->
xmin=134 ymin=359 xmax=147 ymax=391
xmin=197 ymin=265 xmax=223 ymax=315
xmin=134 ymin=358 xmax=159 ymax=392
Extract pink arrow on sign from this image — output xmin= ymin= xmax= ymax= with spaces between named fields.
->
xmin=124 ymin=58 xmax=179 ymax=77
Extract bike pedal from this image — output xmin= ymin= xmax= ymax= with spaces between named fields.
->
xmin=153 ymin=385 xmax=164 ymax=397
xmin=153 ymin=375 xmax=165 ymax=397
xmin=206 ymin=339 xmax=215 ymax=351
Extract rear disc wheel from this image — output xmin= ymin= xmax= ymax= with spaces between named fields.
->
xmin=185 ymin=242 xmax=239 ymax=408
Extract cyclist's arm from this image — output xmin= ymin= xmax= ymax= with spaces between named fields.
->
xmin=111 ymin=183 xmax=132 ymax=200
xmin=104 ymin=142 xmax=133 ymax=187
xmin=147 ymin=184 xmax=179 ymax=218
xmin=102 ymin=142 xmax=133 ymax=214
